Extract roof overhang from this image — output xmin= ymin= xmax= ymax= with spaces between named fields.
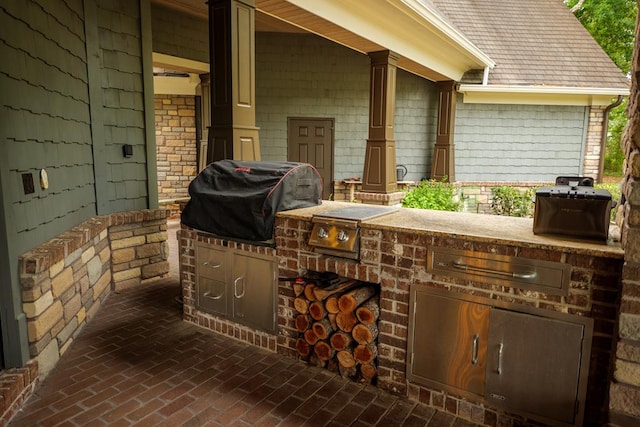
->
xmin=458 ymin=84 xmax=630 ymax=106
xmin=152 ymin=53 xmax=209 ymax=95
xmin=258 ymin=0 xmax=494 ymax=81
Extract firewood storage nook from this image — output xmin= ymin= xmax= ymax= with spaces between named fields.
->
xmin=180 ymin=200 xmax=624 ymax=427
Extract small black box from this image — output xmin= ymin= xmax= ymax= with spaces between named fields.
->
xmin=533 ymin=177 xmax=612 ymax=242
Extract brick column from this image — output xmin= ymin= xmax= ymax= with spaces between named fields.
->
xmin=609 ymin=11 xmax=640 ymax=425
xmin=583 ymin=105 xmax=605 ymax=180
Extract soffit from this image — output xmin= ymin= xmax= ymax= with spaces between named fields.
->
xmin=151 ymin=0 xmax=492 ymax=82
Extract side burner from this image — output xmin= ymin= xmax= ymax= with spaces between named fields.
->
xmin=308 ymin=205 xmax=398 ymax=259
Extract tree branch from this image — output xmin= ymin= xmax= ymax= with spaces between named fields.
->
xmin=570 ymin=0 xmax=586 ymax=13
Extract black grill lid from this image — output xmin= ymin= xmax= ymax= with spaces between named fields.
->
xmin=181 ymin=160 xmax=323 ymax=241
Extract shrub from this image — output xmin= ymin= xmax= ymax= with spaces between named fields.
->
xmin=490 ymin=186 xmax=536 ymax=217
xmin=596 ymin=181 xmax=622 ymax=222
xmin=402 ymin=178 xmax=461 ymax=211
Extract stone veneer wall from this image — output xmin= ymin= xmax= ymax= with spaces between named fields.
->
xmin=18 ymin=209 xmax=169 ymax=378
xmin=274 ymin=215 xmax=623 ymax=426
xmin=155 ymin=94 xmax=198 ymax=217
xmin=584 ymin=105 xmax=606 ymax=179
xmin=610 ymin=13 xmax=640 ymax=425
xmin=178 ymin=226 xmax=278 ymax=352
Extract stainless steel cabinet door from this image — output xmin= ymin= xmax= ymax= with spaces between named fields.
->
xmin=485 ymin=308 xmax=584 ymax=425
xmin=231 ymin=252 xmax=276 ymax=333
xmin=408 ymin=289 xmax=490 ymax=395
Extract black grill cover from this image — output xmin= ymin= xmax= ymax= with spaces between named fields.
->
xmin=181 ymin=160 xmax=323 ymax=241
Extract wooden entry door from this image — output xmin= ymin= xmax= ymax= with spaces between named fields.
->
xmin=288 ymin=118 xmax=334 ymax=199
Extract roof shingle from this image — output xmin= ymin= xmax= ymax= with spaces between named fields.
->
xmin=428 ymin=0 xmax=629 ymax=88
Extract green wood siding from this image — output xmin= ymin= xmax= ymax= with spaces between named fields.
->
xmin=151 ymin=4 xmax=209 ymax=63
xmin=0 ymin=0 xmax=94 ymax=367
xmin=0 ymin=0 xmax=95 ymax=253
xmin=0 ymin=0 xmax=152 ymax=368
xmin=454 ymin=101 xmax=588 ymax=182
xmin=96 ymin=0 xmax=148 ymax=212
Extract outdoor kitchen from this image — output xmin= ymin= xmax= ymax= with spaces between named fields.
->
xmin=178 ymin=161 xmax=625 ymax=427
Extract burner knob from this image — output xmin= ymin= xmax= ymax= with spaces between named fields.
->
xmin=337 ymin=230 xmax=349 ymax=242
xmin=318 ymin=227 xmax=328 ymax=239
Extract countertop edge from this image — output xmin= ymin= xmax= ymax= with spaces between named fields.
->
xmin=276 ymin=201 xmax=624 ymax=259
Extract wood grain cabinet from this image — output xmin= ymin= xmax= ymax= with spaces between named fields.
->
xmin=407 ymin=286 xmax=592 ymax=427
xmin=196 ymin=242 xmax=276 ymax=333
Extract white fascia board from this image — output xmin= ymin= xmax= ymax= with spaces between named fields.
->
xmin=399 ymin=0 xmax=495 ymax=68
xmin=286 ymin=0 xmax=493 ymax=81
xmin=459 ymin=84 xmax=629 ymax=106
xmin=152 ymin=53 xmax=209 ymax=73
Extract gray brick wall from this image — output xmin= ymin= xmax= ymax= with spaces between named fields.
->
xmin=454 ymin=100 xmax=588 ymax=182
xmin=256 ymin=33 xmax=438 ymax=182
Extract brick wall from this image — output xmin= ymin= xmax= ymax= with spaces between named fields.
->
xmin=609 ymin=13 xmax=640 ymax=425
xmin=18 ymin=209 xmax=169 ymax=378
xmin=0 ymin=361 xmax=38 ymax=426
xmin=274 ymin=214 xmax=623 ymax=426
xmin=155 ymin=94 xmax=198 ymax=216
xmin=584 ymin=106 xmax=606 ymax=179
xmin=332 ymin=180 xmax=548 ymax=215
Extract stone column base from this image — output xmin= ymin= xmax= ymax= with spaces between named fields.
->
xmin=354 ymin=191 xmax=405 ymax=206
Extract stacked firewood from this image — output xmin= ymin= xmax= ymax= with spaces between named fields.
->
xmin=292 ymin=274 xmax=380 ymax=383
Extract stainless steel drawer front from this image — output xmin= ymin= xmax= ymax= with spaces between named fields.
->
xmin=427 ymin=248 xmax=570 ymax=296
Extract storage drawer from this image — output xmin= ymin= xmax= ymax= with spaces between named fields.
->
xmin=427 ymin=247 xmax=571 ymax=296
xmin=196 ymin=277 xmax=227 ymax=316
xmin=196 ymin=244 xmax=226 ymax=281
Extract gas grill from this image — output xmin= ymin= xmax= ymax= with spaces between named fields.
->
xmin=308 ymin=205 xmax=398 ymax=259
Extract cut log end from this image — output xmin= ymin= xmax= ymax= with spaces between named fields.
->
xmin=314 ymin=340 xmax=335 ymax=361
xmin=336 ymin=311 xmax=357 ymax=333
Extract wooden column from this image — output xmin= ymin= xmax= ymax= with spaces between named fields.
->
xmin=362 ymin=51 xmax=398 ymax=193
xmin=207 ymin=0 xmax=260 ymax=163
xmin=430 ymin=80 xmax=457 ymax=182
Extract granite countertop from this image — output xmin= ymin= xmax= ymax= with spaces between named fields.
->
xmin=277 ymin=201 xmax=624 ymax=258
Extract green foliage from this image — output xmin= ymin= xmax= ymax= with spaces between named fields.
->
xmin=402 ymin=179 xmax=461 ymax=211
xmin=566 ymin=0 xmax=636 ymax=176
xmin=490 ymin=187 xmax=536 ymax=217
xmin=604 ymin=101 xmax=626 ymax=175
xmin=596 ymin=182 xmax=622 ymax=222
xmin=566 ymin=0 xmax=636 ymax=74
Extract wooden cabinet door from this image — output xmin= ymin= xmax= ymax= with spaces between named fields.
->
xmin=231 ymin=252 xmax=276 ymax=333
xmin=408 ymin=289 xmax=490 ymax=395
xmin=485 ymin=309 xmax=585 ymax=425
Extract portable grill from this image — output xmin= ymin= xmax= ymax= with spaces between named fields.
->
xmin=533 ymin=176 xmax=613 ymax=242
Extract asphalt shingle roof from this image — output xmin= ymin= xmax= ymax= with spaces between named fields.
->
xmin=428 ymin=0 xmax=629 ymax=88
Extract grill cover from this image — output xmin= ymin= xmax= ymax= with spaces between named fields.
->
xmin=533 ymin=177 xmax=612 ymax=242
xmin=181 ymin=160 xmax=322 ymax=241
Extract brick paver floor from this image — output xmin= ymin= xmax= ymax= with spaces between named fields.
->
xmin=8 ymin=221 xmax=477 ymax=427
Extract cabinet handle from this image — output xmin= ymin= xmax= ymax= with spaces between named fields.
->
xmin=203 ymin=291 xmax=223 ymax=300
xmin=452 ymin=260 xmax=537 ymax=280
xmin=234 ymin=276 xmax=245 ymax=298
xmin=202 ymin=261 xmax=221 ymax=269
xmin=471 ymin=335 xmax=479 ymax=365
xmin=496 ymin=343 xmax=504 ymax=375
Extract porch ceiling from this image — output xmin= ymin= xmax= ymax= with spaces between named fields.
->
xmin=151 ymin=0 xmax=494 ymax=82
